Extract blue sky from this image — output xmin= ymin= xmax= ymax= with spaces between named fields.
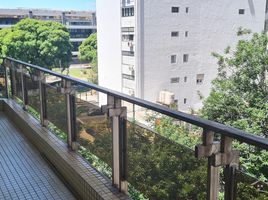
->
xmin=0 ymin=0 xmax=96 ymax=11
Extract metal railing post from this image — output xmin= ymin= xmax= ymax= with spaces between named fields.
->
xmin=211 ymin=136 xmax=239 ymax=200
xmin=19 ymin=65 xmax=28 ymax=110
xmin=10 ymin=61 xmax=16 ymax=98
xmin=106 ymin=95 xmax=128 ymax=193
xmin=196 ymin=130 xmax=220 ymax=200
xmin=62 ymin=79 xmax=77 ymax=150
xmin=38 ymin=71 xmax=48 ymax=127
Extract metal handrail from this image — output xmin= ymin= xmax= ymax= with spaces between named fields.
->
xmin=4 ymin=57 xmax=268 ymax=150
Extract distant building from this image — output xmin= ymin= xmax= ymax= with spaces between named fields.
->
xmin=97 ymin=0 xmax=267 ymax=112
xmin=0 ymin=8 xmax=97 ymax=57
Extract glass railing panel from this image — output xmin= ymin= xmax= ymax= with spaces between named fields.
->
xmin=45 ymin=82 xmax=67 ymax=141
xmin=14 ymin=70 xmax=23 ymax=101
xmin=0 ymin=64 xmax=7 ymax=97
xmin=123 ymin=103 xmax=207 ymax=199
xmin=75 ymin=88 xmax=112 ymax=178
xmin=235 ymin=170 xmax=268 ymax=199
xmin=25 ymin=74 xmax=40 ymax=118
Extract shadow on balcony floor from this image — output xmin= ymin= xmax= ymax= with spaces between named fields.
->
xmin=0 ymin=112 xmax=76 ymax=200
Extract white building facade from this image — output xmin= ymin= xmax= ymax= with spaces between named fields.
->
xmin=97 ymin=0 xmax=267 ymax=112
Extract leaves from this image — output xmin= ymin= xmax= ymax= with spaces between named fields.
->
xmin=0 ymin=18 xmax=72 ymax=69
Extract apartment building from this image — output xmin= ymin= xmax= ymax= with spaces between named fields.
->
xmin=0 ymin=8 xmax=97 ymax=56
xmin=97 ymin=0 xmax=267 ymax=112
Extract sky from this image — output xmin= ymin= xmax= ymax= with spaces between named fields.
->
xmin=0 ymin=0 xmax=96 ymax=11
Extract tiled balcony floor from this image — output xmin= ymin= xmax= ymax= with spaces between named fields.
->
xmin=0 ymin=112 xmax=76 ymax=200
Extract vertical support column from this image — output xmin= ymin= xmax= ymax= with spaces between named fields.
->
xmin=3 ymin=64 xmax=8 ymax=98
xmin=38 ymin=71 xmax=48 ymax=127
xmin=221 ymin=136 xmax=238 ymax=200
xmin=211 ymin=136 xmax=239 ymax=200
xmin=10 ymin=61 xmax=16 ymax=98
xmin=62 ymin=79 xmax=77 ymax=150
xmin=19 ymin=65 xmax=28 ymax=110
xmin=107 ymin=95 xmax=128 ymax=193
xmin=195 ymin=130 xmax=220 ymax=200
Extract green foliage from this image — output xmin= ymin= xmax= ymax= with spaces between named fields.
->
xmin=0 ymin=18 xmax=72 ymax=69
xmin=78 ymin=33 xmax=98 ymax=84
xmin=78 ymin=33 xmax=97 ymax=66
xmin=202 ymin=32 xmax=268 ymax=137
xmin=201 ymin=31 xmax=268 ymax=197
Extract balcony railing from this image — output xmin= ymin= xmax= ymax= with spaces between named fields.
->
xmin=0 ymin=57 xmax=268 ymax=200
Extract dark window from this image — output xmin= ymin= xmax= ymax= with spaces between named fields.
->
xmin=186 ymin=7 xmax=189 ymax=13
xmin=183 ymin=54 xmax=189 ymax=62
xmin=171 ymin=55 xmax=177 ymax=63
xmin=171 ymin=77 xmax=180 ymax=83
xmin=184 ymin=98 xmax=187 ymax=104
xmin=122 ymin=74 xmax=135 ymax=80
xmin=171 ymin=31 xmax=179 ymax=37
xmin=122 ymin=51 xmax=134 ymax=56
xmin=239 ymin=9 xmax=245 ymax=15
xmin=171 ymin=7 xmax=179 ymax=13
xmin=185 ymin=31 xmax=188 ymax=37
xmin=122 ymin=7 xmax=134 ymax=17
xmin=184 ymin=76 xmax=187 ymax=82
xmin=196 ymin=74 xmax=204 ymax=84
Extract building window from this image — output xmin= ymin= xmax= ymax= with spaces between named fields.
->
xmin=183 ymin=54 xmax=189 ymax=62
xmin=122 ymin=51 xmax=134 ymax=56
xmin=171 ymin=55 xmax=177 ymax=63
xmin=185 ymin=31 xmax=188 ymax=37
xmin=239 ymin=9 xmax=245 ymax=15
xmin=184 ymin=76 xmax=187 ymax=82
xmin=186 ymin=7 xmax=189 ymax=13
xmin=171 ymin=31 xmax=179 ymax=37
xmin=122 ymin=7 xmax=135 ymax=17
xmin=171 ymin=7 xmax=179 ymax=13
xmin=171 ymin=77 xmax=180 ymax=83
xmin=184 ymin=98 xmax=187 ymax=104
xmin=196 ymin=74 xmax=204 ymax=84
xmin=122 ymin=74 xmax=135 ymax=80
xmin=122 ymin=34 xmax=134 ymax=41
xmin=121 ymin=27 xmax=134 ymax=33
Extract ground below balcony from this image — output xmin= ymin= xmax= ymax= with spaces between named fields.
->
xmin=0 ymin=112 xmax=76 ymax=200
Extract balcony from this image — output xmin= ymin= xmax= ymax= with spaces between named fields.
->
xmin=0 ymin=57 xmax=268 ymax=200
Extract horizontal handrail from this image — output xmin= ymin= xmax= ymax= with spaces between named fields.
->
xmin=3 ymin=57 xmax=268 ymax=150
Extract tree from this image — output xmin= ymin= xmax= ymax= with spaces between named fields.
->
xmin=0 ymin=18 xmax=72 ymax=69
xmin=78 ymin=33 xmax=98 ymax=84
xmin=78 ymin=33 xmax=97 ymax=66
xmin=201 ymin=31 xmax=268 ymax=181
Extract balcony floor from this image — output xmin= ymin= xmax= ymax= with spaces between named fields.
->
xmin=0 ymin=112 xmax=76 ymax=200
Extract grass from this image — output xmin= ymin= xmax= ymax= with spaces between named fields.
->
xmin=53 ymin=68 xmax=92 ymax=79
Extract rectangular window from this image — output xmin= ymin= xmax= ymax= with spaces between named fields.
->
xmin=185 ymin=31 xmax=188 ymax=37
xmin=122 ymin=7 xmax=135 ymax=17
xmin=171 ymin=77 xmax=180 ymax=83
xmin=184 ymin=98 xmax=187 ymax=104
xmin=196 ymin=74 xmax=204 ymax=84
xmin=171 ymin=55 xmax=177 ymax=63
xmin=184 ymin=76 xmax=187 ymax=82
xmin=183 ymin=54 xmax=189 ymax=62
xmin=122 ymin=51 xmax=135 ymax=56
xmin=239 ymin=9 xmax=245 ymax=15
xmin=186 ymin=7 xmax=189 ymax=13
xmin=121 ymin=27 xmax=134 ymax=33
xmin=171 ymin=31 xmax=179 ymax=37
xmin=122 ymin=74 xmax=135 ymax=80
xmin=171 ymin=7 xmax=179 ymax=13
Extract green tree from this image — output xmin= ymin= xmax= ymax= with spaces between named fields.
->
xmin=78 ymin=33 xmax=97 ymax=66
xmin=0 ymin=18 xmax=72 ymax=69
xmin=78 ymin=33 xmax=98 ymax=84
xmin=201 ymin=31 xmax=268 ymax=181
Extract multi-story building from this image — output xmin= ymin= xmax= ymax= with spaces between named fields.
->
xmin=97 ymin=0 xmax=267 ymax=112
xmin=0 ymin=8 xmax=97 ymax=57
